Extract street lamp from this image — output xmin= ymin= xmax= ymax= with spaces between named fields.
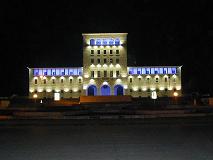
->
xmin=173 ymin=91 xmax=178 ymax=104
xmin=33 ymin=93 xmax=38 ymax=105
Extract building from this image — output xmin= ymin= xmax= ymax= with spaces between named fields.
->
xmin=28 ymin=33 xmax=182 ymax=99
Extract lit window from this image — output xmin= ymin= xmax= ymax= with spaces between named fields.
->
xmin=154 ymin=68 xmax=159 ymax=74
xmin=146 ymin=68 xmax=150 ymax=74
xmin=159 ymin=68 xmax=163 ymax=74
xmin=163 ymin=68 xmax=168 ymax=74
xmin=168 ymin=68 xmax=172 ymax=74
xmin=90 ymin=39 xmax=95 ymax=46
xmin=142 ymin=68 xmax=146 ymax=74
xmin=109 ymin=39 xmax=114 ymax=46
xmin=115 ymin=38 xmax=120 ymax=46
xmin=96 ymin=39 xmax=101 ymax=46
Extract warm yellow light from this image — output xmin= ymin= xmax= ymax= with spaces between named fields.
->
xmin=90 ymin=64 xmax=95 ymax=68
xmin=151 ymin=91 xmax=157 ymax=99
xmin=103 ymin=64 xmax=107 ymax=68
xmin=84 ymin=74 xmax=89 ymax=78
xmin=40 ymin=76 xmax=43 ymax=79
xmin=73 ymin=88 xmax=78 ymax=92
xmin=159 ymin=87 xmax=164 ymax=91
xmin=150 ymin=87 xmax=156 ymax=91
xmin=55 ymin=89 xmax=60 ymax=92
xmin=115 ymin=64 xmax=121 ymax=68
xmin=29 ymin=88 xmax=34 ymax=93
xmin=168 ymin=87 xmax=173 ymax=90
xmin=124 ymin=85 xmax=128 ymax=89
xmin=142 ymin=88 xmax=147 ymax=91
xmin=33 ymin=94 xmax=38 ymax=99
xmin=90 ymin=79 xmax=95 ymax=83
xmin=116 ymin=79 xmax=121 ymax=83
xmin=109 ymin=64 xmax=113 ymax=68
xmin=97 ymin=64 xmax=101 ymax=68
xmin=38 ymin=88 xmax=43 ymax=92
xmin=46 ymin=88 xmax=52 ymax=92
xmin=173 ymin=92 xmax=178 ymax=97
xmin=176 ymin=86 xmax=181 ymax=90
xmin=51 ymin=76 xmax=56 ymax=79
xmin=133 ymin=87 xmax=138 ymax=91
xmin=64 ymin=88 xmax=69 ymax=92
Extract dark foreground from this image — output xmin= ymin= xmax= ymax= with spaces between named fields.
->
xmin=1 ymin=117 xmax=213 ymax=160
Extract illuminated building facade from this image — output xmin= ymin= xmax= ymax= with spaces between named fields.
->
xmin=29 ymin=33 xmax=182 ymax=99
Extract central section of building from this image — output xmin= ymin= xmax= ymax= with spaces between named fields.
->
xmin=83 ymin=33 xmax=128 ymax=96
xmin=29 ymin=33 xmax=182 ymax=99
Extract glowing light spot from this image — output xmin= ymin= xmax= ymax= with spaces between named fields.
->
xmin=33 ymin=94 xmax=38 ymax=98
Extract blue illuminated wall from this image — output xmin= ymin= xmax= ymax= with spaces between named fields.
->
xmin=33 ymin=68 xmax=82 ymax=76
xmin=128 ymin=67 xmax=177 ymax=75
xmin=89 ymin=38 xmax=120 ymax=46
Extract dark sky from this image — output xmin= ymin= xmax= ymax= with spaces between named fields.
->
xmin=1 ymin=0 xmax=209 ymax=97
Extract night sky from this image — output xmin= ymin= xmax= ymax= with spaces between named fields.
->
xmin=1 ymin=0 xmax=209 ymax=97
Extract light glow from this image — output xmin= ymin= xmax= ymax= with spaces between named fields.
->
xmin=54 ymin=93 xmax=60 ymax=101
xmin=64 ymin=88 xmax=69 ymax=92
xmin=151 ymin=91 xmax=157 ymax=99
xmin=173 ymin=92 xmax=179 ymax=97
xmin=124 ymin=85 xmax=128 ymax=89
xmin=33 ymin=94 xmax=38 ymax=99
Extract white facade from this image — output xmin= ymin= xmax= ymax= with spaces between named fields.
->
xmin=29 ymin=33 xmax=182 ymax=99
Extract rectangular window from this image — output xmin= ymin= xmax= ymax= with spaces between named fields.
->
xmin=110 ymin=71 xmax=113 ymax=77
xmin=154 ymin=68 xmax=159 ymax=74
xmin=38 ymin=69 xmax=43 ymax=76
xmin=91 ymin=71 xmax=94 ymax=78
xmin=103 ymin=50 xmax=106 ymax=55
xmin=52 ymin=69 xmax=56 ymax=76
xmin=116 ymin=50 xmax=119 ymax=55
xmin=110 ymin=50 xmax=113 ymax=55
xmin=163 ymin=68 xmax=168 ymax=74
xmin=44 ymin=79 xmax=46 ymax=84
xmin=165 ymin=77 xmax=168 ymax=82
xmin=97 ymin=71 xmax=101 ymax=78
xmin=70 ymin=79 xmax=72 ymax=83
xmin=60 ymin=69 xmax=65 ymax=76
xmin=79 ymin=79 xmax=82 ymax=83
xmin=69 ymin=68 xmax=73 ymax=75
xmin=33 ymin=69 xmax=39 ymax=76
xmin=97 ymin=58 xmax=101 ymax=63
xmin=97 ymin=50 xmax=100 ymax=55
xmin=47 ymin=69 xmax=51 ymax=76
xmin=34 ymin=79 xmax=37 ymax=84
xmin=61 ymin=79 xmax=63 ymax=83
xmin=139 ymin=77 xmax=141 ymax=81
xmin=52 ymin=79 xmax=55 ymax=84
xmin=137 ymin=68 xmax=142 ymax=74
xmin=91 ymin=58 xmax=94 ymax=63
xmin=104 ymin=58 xmax=107 ymax=63
xmin=104 ymin=71 xmax=107 ymax=77
xmin=116 ymin=58 xmax=119 ymax=63
xmin=43 ymin=69 xmax=47 ymax=76
xmin=146 ymin=68 xmax=150 ymax=74
xmin=130 ymin=78 xmax=132 ymax=83
xmin=91 ymin=50 xmax=94 ymax=55
xmin=110 ymin=58 xmax=113 ymax=63
xmin=172 ymin=68 xmax=176 ymax=74
xmin=116 ymin=71 xmax=120 ymax=77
